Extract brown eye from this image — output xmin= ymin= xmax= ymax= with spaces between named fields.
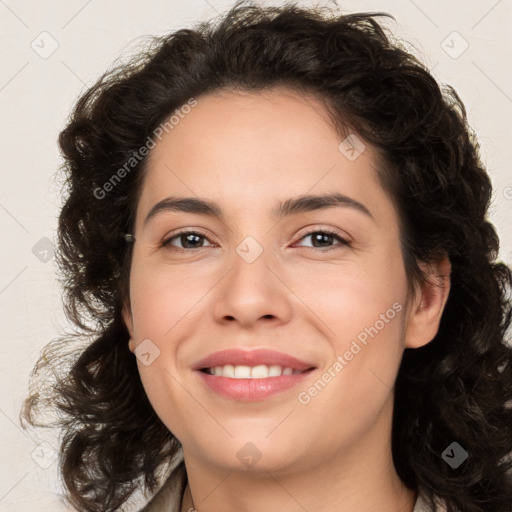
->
xmin=161 ymin=230 xmax=214 ymax=251
xmin=294 ymin=229 xmax=351 ymax=250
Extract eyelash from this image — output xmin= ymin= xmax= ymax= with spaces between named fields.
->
xmin=160 ymin=228 xmax=352 ymax=253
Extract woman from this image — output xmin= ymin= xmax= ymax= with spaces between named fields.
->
xmin=21 ymin=2 xmax=512 ymax=511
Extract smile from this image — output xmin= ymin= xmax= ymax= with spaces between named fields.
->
xmin=201 ymin=364 xmax=309 ymax=378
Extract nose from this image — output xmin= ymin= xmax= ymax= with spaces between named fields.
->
xmin=212 ymin=242 xmax=293 ymax=328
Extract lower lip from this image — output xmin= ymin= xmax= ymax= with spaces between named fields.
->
xmin=197 ymin=369 xmax=315 ymax=401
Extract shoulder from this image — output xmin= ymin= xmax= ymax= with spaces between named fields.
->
xmin=413 ymin=489 xmax=448 ymax=512
xmin=135 ymin=448 xmax=186 ymax=512
xmin=141 ymin=462 xmax=187 ymax=512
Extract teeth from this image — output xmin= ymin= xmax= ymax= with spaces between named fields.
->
xmin=250 ymin=365 xmax=268 ymax=378
xmin=268 ymin=365 xmax=282 ymax=377
xmin=208 ymin=364 xmax=301 ymax=378
xmin=234 ymin=365 xmax=251 ymax=378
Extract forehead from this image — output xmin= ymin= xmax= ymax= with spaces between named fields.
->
xmin=135 ymin=88 xmax=389 ymax=223
xmin=149 ymin=87 xmax=346 ymax=168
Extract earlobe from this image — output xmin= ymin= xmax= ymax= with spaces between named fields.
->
xmin=122 ymin=301 xmax=135 ymax=352
xmin=404 ymin=257 xmax=451 ymax=349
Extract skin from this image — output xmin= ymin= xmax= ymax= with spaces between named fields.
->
xmin=122 ymin=87 xmax=451 ymax=512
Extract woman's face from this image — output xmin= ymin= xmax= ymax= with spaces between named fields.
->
xmin=122 ymin=88 xmax=442 ymax=475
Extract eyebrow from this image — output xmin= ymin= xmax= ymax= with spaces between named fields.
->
xmin=143 ymin=192 xmax=373 ymax=226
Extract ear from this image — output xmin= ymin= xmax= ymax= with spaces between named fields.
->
xmin=122 ymin=300 xmax=136 ymax=353
xmin=404 ymin=256 xmax=451 ymax=349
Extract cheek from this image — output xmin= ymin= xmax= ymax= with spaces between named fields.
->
xmin=127 ymin=260 xmax=199 ymax=434
xmin=291 ymin=247 xmax=409 ymax=411
xmin=292 ymin=265 xmax=407 ymax=442
xmin=290 ymin=249 xmax=407 ymax=341
xmin=128 ymin=258 xmax=210 ymax=340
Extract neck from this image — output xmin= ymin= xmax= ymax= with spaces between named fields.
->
xmin=181 ymin=467 xmax=415 ymax=512
xmin=179 ymin=397 xmax=416 ymax=512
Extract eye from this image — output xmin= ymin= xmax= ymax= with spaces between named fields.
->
xmin=293 ymin=229 xmax=351 ymax=250
xmin=160 ymin=228 xmax=351 ymax=252
xmin=161 ymin=230 xmax=215 ymax=251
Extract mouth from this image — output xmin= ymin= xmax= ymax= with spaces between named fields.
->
xmin=196 ymin=365 xmax=316 ymax=401
xmin=193 ymin=348 xmax=317 ymax=401
xmin=200 ymin=364 xmax=314 ymax=378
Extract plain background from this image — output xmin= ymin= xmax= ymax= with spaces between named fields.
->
xmin=0 ymin=0 xmax=511 ymax=510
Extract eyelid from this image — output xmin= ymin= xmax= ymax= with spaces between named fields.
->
xmin=297 ymin=224 xmax=352 ymax=242
xmin=161 ymin=228 xmax=216 ymax=248
xmin=161 ymin=225 xmax=352 ymax=251
xmin=291 ymin=225 xmax=352 ymax=247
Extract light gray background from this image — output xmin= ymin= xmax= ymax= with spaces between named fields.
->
xmin=0 ymin=0 xmax=511 ymax=510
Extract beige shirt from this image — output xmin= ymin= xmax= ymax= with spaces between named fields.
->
xmin=136 ymin=451 xmax=445 ymax=512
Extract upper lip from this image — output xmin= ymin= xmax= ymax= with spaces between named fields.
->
xmin=193 ymin=349 xmax=316 ymax=372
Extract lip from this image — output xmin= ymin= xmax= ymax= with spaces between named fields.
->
xmin=193 ymin=348 xmax=315 ymax=372
xmin=197 ymin=370 xmax=315 ymax=401
xmin=193 ymin=348 xmax=317 ymax=402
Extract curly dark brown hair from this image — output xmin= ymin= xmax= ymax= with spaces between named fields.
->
xmin=21 ymin=2 xmax=512 ymax=511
